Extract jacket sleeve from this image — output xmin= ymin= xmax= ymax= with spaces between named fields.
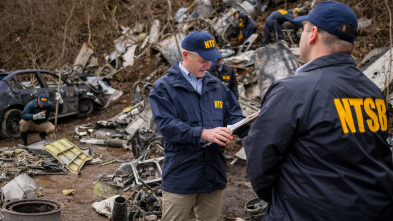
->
xmin=243 ymin=80 xmax=299 ymax=202
xmin=224 ymin=86 xmax=248 ymax=137
xmin=149 ymin=85 xmax=203 ymax=146
xmin=21 ymin=101 xmax=34 ymax=121
xmin=285 ymin=13 xmax=303 ymax=27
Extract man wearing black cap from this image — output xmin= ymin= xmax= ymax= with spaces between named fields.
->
xmin=20 ymin=93 xmax=63 ymax=145
xmin=208 ymin=58 xmax=239 ymax=100
xmin=244 ymin=1 xmax=393 ymax=220
xmin=149 ymin=31 xmax=248 ymax=220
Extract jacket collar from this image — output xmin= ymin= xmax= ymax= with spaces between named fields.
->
xmin=167 ymin=61 xmax=218 ymax=93
xmin=300 ymin=52 xmax=355 ymax=73
xmin=32 ymin=99 xmax=40 ymax=108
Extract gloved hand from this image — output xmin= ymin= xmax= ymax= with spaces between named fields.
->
xmin=239 ymin=22 xmax=244 ymax=28
xmin=238 ymin=34 xmax=243 ymax=42
xmin=55 ymin=92 xmax=63 ymax=104
xmin=33 ymin=111 xmax=46 ymax=120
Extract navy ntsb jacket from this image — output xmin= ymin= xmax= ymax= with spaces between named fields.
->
xmin=21 ymin=99 xmax=63 ymax=124
xmin=239 ymin=12 xmax=257 ymax=31
xmin=244 ymin=53 xmax=393 ymax=220
xmin=149 ymin=61 xmax=246 ymax=194
xmin=265 ymin=9 xmax=302 ymax=27
xmin=208 ymin=63 xmax=239 ymax=99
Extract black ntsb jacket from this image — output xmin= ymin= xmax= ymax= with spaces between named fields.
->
xmin=208 ymin=63 xmax=239 ymax=99
xmin=21 ymin=99 xmax=63 ymax=124
xmin=244 ymin=53 xmax=393 ymax=221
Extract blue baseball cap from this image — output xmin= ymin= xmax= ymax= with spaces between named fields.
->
xmin=181 ymin=31 xmax=222 ymax=61
xmin=294 ymin=1 xmax=358 ymax=42
xmin=38 ymin=93 xmax=49 ymax=106
xmin=210 ymin=57 xmax=222 ymax=67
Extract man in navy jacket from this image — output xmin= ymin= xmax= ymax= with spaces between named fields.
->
xmin=20 ymin=93 xmax=63 ymax=145
xmin=244 ymin=1 xmax=393 ymax=220
xmin=262 ymin=8 xmax=302 ymax=46
xmin=149 ymin=31 xmax=247 ymax=220
xmin=208 ymin=58 xmax=239 ymax=100
xmin=233 ymin=9 xmax=257 ymax=43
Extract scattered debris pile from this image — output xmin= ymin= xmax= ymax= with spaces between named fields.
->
xmin=92 ymin=133 xmax=164 ymax=220
xmin=0 ymin=0 xmax=393 ymax=220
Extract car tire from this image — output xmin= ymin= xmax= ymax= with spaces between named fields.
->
xmin=0 ymin=109 xmax=22 ymax=139
xmin=77 ymin=98 xmax=95 ymax=118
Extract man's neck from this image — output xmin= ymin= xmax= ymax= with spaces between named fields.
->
xmin=181 ymin=61 xmax=202 ymax=79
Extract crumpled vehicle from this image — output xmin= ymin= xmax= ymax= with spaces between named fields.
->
xmin=0 ymin=69 xmax=104 ymax=139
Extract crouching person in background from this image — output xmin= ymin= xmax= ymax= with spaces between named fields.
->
xmin=20 ymin=93 xmax=63 ymax=145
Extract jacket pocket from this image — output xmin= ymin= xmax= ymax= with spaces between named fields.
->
xmin=211 ymin=108 xmax=224 ymax=126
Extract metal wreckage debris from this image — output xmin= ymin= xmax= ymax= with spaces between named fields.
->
xmin=1 ymin=0 xmax=389 ymax=220
xmin=70 ymin=79 xmax=164 ymax=220
xmin=75 ymin=81 xmax=159 ymax=151
xmin=43 ymin=138 xmax=93 ymax=175
xmin=92 ymin=143 xmax=164 ymax=220
xmin=2 ymin=199 xmax=64 ymax=221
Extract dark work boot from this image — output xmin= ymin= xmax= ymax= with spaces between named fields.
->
xmin=21 ymin=132 xmax=28 ymax=146
xmin=39 ymin=132 xmax=46 ymax=141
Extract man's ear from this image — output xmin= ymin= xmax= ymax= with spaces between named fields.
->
xmin=182 ymin=50 xmax=190 ymax=66
xmin=308 ymin=26 xmax=318 ymax=44
xmin=182 ymin=50 xmax=188 ymax=61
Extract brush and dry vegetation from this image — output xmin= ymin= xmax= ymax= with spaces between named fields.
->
xmin=0 ymin=0 xmax=392 ymax=71
xmin=0 ymin=0 xmax=185 ymax=71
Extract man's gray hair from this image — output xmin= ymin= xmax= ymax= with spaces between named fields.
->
xmin=182 ymin=49 xmax=199 ymax=57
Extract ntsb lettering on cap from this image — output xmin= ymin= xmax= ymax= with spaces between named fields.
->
xmin=204 ymin=40 xmax=215 ymax=48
